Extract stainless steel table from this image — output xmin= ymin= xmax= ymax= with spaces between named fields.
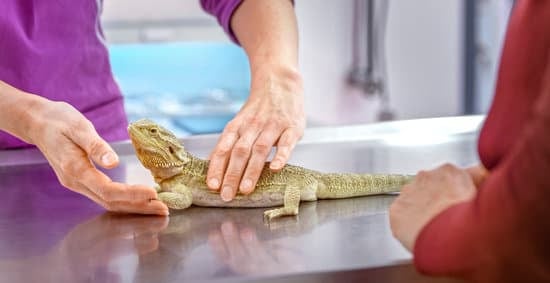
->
xmin=0 ymin=116 xmax=482 ymax=283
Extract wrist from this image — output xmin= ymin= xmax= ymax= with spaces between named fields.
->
xmin=0 ymin=81 xmax=47 ymax=143
xmin=249 ymin=62 xmax=303 ymax=98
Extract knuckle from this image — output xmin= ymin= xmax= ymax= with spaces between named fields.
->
xmin=268 ymin=118 xmax=285 ymax=130
xmin=222 ymin=128 xmax=237 ymax=138
xmin=87 ymin=139 xmax=105 ymax=155
xmin=416 ymin=170 xmax=428 ymax=179
xmin=440 ymin=163 xmax=456 ymax=171
xmin=246 ymin=116 xmax=264 ymax=128
xmin=233 ymin=143 xmax=251 ymax=158
xmin=252 ymin=141 xmax=271 ymax=155
xmin=293 ymin=129 xmax=304 ymax=140
xmin=214 ymin=146 xmax=231 ymax=157
xmin=224 ymin=120 xmax=241 ymax=133
xmin=296 ymin=113 xmax=306 ymax=125
xmin=283 ymin=129 xmax=301 ymax=143
xmin=224 ymin=171 xmax=242 ymax=184
xmin=278 ymin=137 xmax=294 ymax=148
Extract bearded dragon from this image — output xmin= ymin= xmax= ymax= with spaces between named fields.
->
xmin=128 ymin=119 xmax=413 ymax=220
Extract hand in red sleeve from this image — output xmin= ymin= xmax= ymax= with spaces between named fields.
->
xmin=389 ymin=164 xmax=484 ymax=250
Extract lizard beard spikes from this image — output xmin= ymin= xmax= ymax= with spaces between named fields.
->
xmin=139 ymin=152 xmax=184 ymax=169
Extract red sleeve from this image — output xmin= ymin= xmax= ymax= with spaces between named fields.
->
xmin=413 ymin=1 xmax=550 ymax=282
xmin=414 ymin=106 xmax=550 ymax=281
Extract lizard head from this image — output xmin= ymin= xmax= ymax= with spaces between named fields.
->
xmin=128 ymin=119 xmax=190 ymax=170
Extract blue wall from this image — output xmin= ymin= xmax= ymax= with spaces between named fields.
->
xmin=109 ymin=42 xmax=250 ymax=135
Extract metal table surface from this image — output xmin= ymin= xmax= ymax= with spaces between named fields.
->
xmin=0 ymin=116 xmax=482 ymax=283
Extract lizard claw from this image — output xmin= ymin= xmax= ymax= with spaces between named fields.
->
xmin=263 ymin=207 xmax=299 ymax=221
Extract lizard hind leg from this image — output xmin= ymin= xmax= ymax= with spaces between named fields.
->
xmin=263 ymin=185 xmax=301 ymax=221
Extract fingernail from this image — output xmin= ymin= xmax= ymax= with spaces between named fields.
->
xmin=221 ymin=186 xmax=233 ymax=202
xmin=270 ymin=160 xmax=282 ymax=170
xmin=208 ymin=178 xmax=220 ymax=189
xmin=101 ymin=152 xmax=117 ymax=165
xmin=240 ymin=179 xmax=252 ymax=193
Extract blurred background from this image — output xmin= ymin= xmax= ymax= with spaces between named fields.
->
xmin=101 ymin=0 xmax=514 ymax=136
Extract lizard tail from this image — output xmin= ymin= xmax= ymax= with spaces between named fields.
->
xmin=316 ymin=173 xmax=414 ymax=199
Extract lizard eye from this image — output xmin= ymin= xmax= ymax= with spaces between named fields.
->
xmin=168 ymin=146 xmax=175 ymax=154
xmin=150 ymin=128 xmax=158 ymax=134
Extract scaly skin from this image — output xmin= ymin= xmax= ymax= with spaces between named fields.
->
xmin=128 ymin=119 xmax=414 ymax=220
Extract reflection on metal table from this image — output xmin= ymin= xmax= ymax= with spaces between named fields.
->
xmin=0 ymin=116 xmax=482 ymax=283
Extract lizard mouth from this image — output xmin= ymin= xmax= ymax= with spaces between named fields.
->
xmin=127 ymin=125 xmax=153 ymax=150
xmin=127 ymin=124 xmax=141 ymax=141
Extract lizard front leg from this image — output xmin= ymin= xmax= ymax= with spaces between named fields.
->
xmin=263 ymin=185 xmax=301 ymax=221
xmin=154 ymin=184 xmax=162 ymax=193
xmin=158 ymin=182 xmax=193 ymax=210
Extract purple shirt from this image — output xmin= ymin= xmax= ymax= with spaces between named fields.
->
xmin=0 ymin=0 xmax=242 ymax=149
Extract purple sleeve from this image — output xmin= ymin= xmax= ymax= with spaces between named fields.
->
xmin=200 ymin=0 xmax=244 ymax=44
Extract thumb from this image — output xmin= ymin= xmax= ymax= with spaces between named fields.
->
xmin=466 ymin=164 xmax=489 ymax=188
xmin=67 ymin=120 xmax=119 ymax=169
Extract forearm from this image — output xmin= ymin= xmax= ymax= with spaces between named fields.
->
xmin=231 ymin=0 xmax=301 ymax=96
xmin=0 ymin=80 xmax=44 ymax=143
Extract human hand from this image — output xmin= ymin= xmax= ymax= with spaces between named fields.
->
xmin=465 ymin=163 xmax=489 ymax=187
xmin=60 ymin=213 xmax=168 ymax=258
xmin=389 ymin=163 xmax=479 ymax=251
xmin=207 ymin=65 xmax=305 ymax=201
xmin=24 ymin=99 xmax=168 ymax=215
xmin=208 ymin=221 xmax=302 ymax=275
xmin=0 ymin=214 xmax=168 ymax=283
xmin=53 ymin=214 xmax=167 ymax=282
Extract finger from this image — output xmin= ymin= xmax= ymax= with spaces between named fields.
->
xmin=239 ymin=227 xmax=264 ymax=258
xmin=239 ymin=129 xmax=279 ymax=194
xmin=220 ymin=222 xmax=247 ymax=261
xmin=78 ymin=166 xmax=158 ymax=203
xmin=105 ymin=214 xmax=169 ymax=235
xmin=51 ymin=143 xmax=166 ymax=213
xmin=269 ymin=128 xmax=301 ymax=171
xmin=105 ymin=199 xmax=169 ymax=216
xmin=70 ymin=181 xmax=169 ymax=215
xmin=134 ymin=232 xmax=160 ymax=255
xmin=208 ymin=230 xmax=230 ymax=262
xmin=66 ymin=119 xmax=119 ymax=169
xmin=465 ymin=165 xmax=489 ymax=188
xmin=221 ymin=129 xmax=261 ymax=201
xmin=207 ymin=132 xmax=239 ymax=191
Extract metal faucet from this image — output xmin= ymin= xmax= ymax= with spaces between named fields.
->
xmin=347 ymin=0 xmax=394 ymax=120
